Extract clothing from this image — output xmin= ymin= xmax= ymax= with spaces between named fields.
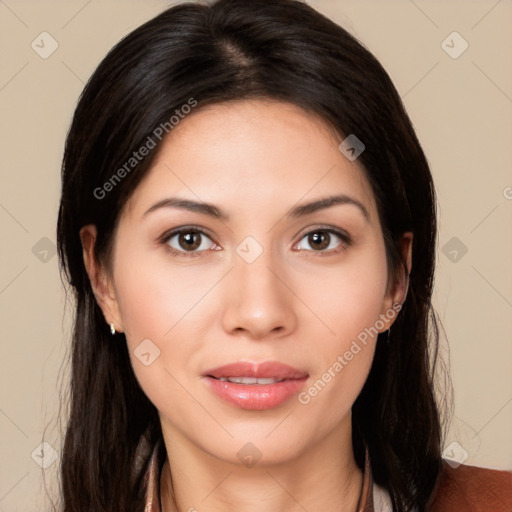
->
xmin=141 ymin=437 xmax=512 ymax=511
xmin=428 ymin=459 xmax=512 ymax=511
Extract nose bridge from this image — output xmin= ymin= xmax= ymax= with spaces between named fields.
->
xmin=235 ymin=239 xmax=279 ymax=293
xmin=221 ymin=234 xmax=296 ymax=338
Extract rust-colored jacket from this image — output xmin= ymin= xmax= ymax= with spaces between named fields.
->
xmin=142 ymin=437 xmax=512 ymax=511
xmin=358 ymin=449 xmax=512 ymax=511
xmin=427 ymin=460 xmax=512 ymax=511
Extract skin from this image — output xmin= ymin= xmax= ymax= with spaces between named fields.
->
xmin=81 ymin=99 xmax=412 ymax=512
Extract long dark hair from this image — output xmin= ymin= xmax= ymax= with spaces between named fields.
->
xmin=55 ymin=0 xmax=452 ymax=510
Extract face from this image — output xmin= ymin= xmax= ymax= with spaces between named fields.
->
xmin=83 ymin=99 xmax=410 ymax=466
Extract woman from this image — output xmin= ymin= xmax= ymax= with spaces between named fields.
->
xmin=55 ymin=0 xmax=512 ymax=510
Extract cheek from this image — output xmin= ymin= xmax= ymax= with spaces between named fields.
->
xmin=111 ymin=243 xmax=217 ymax=403
xmin=296 ymin=240 xmax=389 ymax=347
xmin=112 ymin=257 xmax=196 ymax=419
xmin=113 ymin=242 xmax=209 ymax=342
xmin=294 ymin=243 xmax=388 ymax=412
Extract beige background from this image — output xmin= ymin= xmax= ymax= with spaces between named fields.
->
xmin=1 ymin=0 xmax=511 ymax=510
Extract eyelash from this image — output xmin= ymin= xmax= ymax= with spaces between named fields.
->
xmin=159 ymin=225 xmax=352 ymax=259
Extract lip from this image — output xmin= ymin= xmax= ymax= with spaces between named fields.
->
xmin=202 ymin=361 xmax=309 ymax=410
xmin=202 ymin=361 xmax=308 ymax=380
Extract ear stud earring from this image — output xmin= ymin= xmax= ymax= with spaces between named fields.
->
xmin=110 ymin=322 xmax=116 ymax=335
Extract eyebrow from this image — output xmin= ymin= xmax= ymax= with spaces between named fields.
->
xmin=142 ymin=194 xmax=370 ymax=222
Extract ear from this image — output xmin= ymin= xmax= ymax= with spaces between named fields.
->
xmin=79 ymin=224 xmax=124 ymax=333
xmin=378 ymin=231 xmax=413 ymax=332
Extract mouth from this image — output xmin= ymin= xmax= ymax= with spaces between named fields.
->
xmin=202 ymin=361 xmax=309 ymax=410
xmin=210 ymin=376 xmax=288 ymax=385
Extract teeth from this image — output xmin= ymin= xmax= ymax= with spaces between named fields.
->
xmin=217 ymin=376 xmax=284 ymax=385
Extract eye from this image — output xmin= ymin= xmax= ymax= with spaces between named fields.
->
xmin=160 ymin=227 xmax=218 ymax=258
xmin=159 ymin=225 xmax=351 ymax=259
xmin=295 ymin=227 xmax=351 ymax=255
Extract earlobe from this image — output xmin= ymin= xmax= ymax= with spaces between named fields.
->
xmin=79 ymin=225 xmax=124 ymax=332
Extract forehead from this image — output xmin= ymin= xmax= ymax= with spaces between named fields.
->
xmin=122 ymin=99 xmax=379 ymax=225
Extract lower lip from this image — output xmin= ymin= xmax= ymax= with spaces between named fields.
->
xmin=203 ymin=376 xmax=308 ymax=410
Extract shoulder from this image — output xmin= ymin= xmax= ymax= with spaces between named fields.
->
xmin=428 ymin=460 xmax=512 ymax=511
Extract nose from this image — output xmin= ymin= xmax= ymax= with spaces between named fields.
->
xmin=221 ymin=247 xmax=297 ymax=341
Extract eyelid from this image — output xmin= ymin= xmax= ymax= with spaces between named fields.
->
xmin=294 ymin=224 xmax=351 ymax=242
xmin=159 ymin=224 xmax=214 ymax=242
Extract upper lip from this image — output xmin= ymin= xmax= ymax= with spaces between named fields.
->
xmin=203 ymin=361 xmax=309 ymax=380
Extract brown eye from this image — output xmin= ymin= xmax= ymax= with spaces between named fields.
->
xmin=296 ymin=228 xmax=351 ymax=254
xmin=161 ymin=228 xmax=217 ymax=257
xmin=177 ymin=231 xmax=202 ymax=251
xmin=307 ymin=231 xmax=330 ymax=251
